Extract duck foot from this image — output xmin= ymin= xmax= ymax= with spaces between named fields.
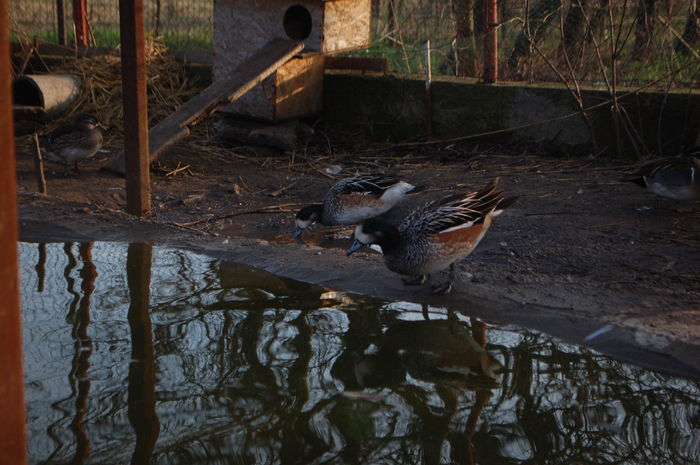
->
xmin=430 ymin=282 xmax=453 ymax=295
xmin=402 ymin=275 xmax=427 ymax=286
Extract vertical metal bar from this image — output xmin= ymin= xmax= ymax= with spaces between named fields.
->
xmin=0 ymin=0 xmax=28 ymax=462
xmin=72 ymin=0 xmax=89 ymax=47
xmin=424 ymin=40 xmax=433 ymax=138
xmin=57 ymin=0 xmax=66 ymax=45
xmin=119 ymin=0 xmax=151 ymax=217
xmin=483 ymin=0 xmax=499 ymax=83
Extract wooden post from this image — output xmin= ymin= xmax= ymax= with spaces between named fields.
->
xmin=483 ymin=0 xmax=498 ymax=83
xmin=57 ymin=0 xmax=66 ymax=45
xmin=0 ymin=0 xmax=28 ymax=462
xmin=119 ymin=0 xmax=151 ymax=216
xmin=424 ymin=40 xmax=433 ymax=138
xmin=72 ymin=0 xmax=89 ymax=47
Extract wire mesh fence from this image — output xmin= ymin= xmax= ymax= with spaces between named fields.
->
xmin=10 ymin=0 xmax=212 ymax=51
xmin=9 ymin=0 xmax=700 ymax=89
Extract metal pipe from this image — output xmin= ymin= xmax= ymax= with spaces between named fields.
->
xmin=424 ymin=40 xmax=433 ymax=138
xmin=0 ymin=0 xmax=28 ymax=462
xmin=72 ymin=0 xmax=89 ymax=47
xmin=119 ymin=0 xmax=151 ymax=216
xmin=483 ymin=0 xmax=498 ymax=83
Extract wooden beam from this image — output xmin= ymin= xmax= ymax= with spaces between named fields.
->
xmin=119 ymin=0 xmax=151 ymax=216
xmin=105 ymin=39 xmax=304 ymax=175
xmin=72 ymin=0 xmax=89 ymax=47
xmin=0 ymin=0 xmax=28 ymax=462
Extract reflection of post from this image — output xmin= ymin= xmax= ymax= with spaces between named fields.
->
xmin=36 ymin=243 xmax=47 ymax=292
xmin=126 ymin=243 xmax=159 ymax=463
xmin=0 ymin=0 xmax=28 ymax=459
xmin=464 ymin=388 xmax=492 ymax=465
xmin=470 ymin=317 xmax=487 ymax=349
xmin=68 ymin=242 xmax=97 ymax=465
xmin=464 ymin=317 xmax=489 ymax=465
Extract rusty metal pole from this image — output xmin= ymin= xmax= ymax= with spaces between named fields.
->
xmin=0 ymin=0 xmax=28 ymax=463
xmin=483 ymin=0 xmax=499 ymax=83
xmin=119 ymin=0 xmax=151 ymax=217
xmin=57 ymin=0 xmax=66 ymax=45
xmin=72 ymin=0 xmax=89 ymax=47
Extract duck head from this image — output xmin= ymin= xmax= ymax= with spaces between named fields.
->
xmin=294 ymin=204 xmax=322 ymax=238
xmin=74 ymin=113 xmax=105 ymax=131
xmin=347 ymin=219 xmax=398 ymax=256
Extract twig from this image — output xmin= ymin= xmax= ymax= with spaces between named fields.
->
xmin=32 ymin=133 xmax=47 ymax=195
xmin=165 ymin=163 xmax=191 ymax=177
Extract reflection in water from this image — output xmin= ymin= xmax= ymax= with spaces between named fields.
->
xmin=19 ymin=242 xmax=700 ymax=465
xmin=126 ymin=243 xmax=160 ymax=464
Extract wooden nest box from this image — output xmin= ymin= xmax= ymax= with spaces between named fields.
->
xmin=214 ymin=0 xmax=371 ymax=120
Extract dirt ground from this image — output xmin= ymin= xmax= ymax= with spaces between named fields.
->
xmin=14 ymin=129 xmax=700 ymax=379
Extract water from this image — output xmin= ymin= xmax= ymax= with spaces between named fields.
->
xmin=20 ymin=242 xmax=700 ymax=465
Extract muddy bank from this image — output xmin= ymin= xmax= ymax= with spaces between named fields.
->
xmin=15 ymin=140 xmax=700 ymax=379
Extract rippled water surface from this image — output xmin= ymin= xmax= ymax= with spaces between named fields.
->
xmin=20 ymin=242 xmax=700 ymax=465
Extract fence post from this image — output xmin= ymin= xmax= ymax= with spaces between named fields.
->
xmin=119 ymin=0 xmax=151 ymax=217
xmin=0 ymin=0 xmax=28 ymax=463
xmin=72 ymin=0 xmax=89 ymax=47
xmin=57 ymin=0 xmax=66 ymax=45
xmin=483 ymin=0 xmax=499 ymax=83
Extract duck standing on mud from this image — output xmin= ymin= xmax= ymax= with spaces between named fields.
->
xmin=347 ymin=178 xmax=516 ymax=295
xmin=41 ymin=113 xmax=105 ymax=173
xmin=294 ymin=174 xmax=421 ymax=238
xmin=623 ymin=150 xmax=700 ymax=201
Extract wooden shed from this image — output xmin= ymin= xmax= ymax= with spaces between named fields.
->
xmin=213 ymin=0 xmax=372 ymax=120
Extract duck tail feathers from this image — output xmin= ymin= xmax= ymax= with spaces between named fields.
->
xmin=491 ymin=196 xmax=518 ymax=217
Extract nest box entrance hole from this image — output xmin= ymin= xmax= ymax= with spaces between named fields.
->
xmin=283 ymin=5 xmax=312 ymax=41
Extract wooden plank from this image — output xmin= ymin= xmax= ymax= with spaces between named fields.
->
xmin=325 ymin=56 xmax=387 ymax=73
xmin=106 ymin=39 xmax=304 ymax=175
xmin=119 ymin=0 xmax=151 ymax=216
xmin=0 ymin=0 xmax=28 ymax=463
xmin=274 ymin=53 xmax=324 ymax=120
xmin=322 ymin=0 xmax=372 ymax=54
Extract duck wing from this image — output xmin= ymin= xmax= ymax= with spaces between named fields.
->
xmin=334 ymin=174 xmax=403 ymax=197
xmin=403 ymin=178 xmax=506 ymax=235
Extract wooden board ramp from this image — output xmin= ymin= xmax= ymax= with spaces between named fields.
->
xmin=105 ymin=39 xmax=304 ymax=175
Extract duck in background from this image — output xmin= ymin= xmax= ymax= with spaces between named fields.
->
xmin=294 ymin=174 xmax=422 ymax=238
xmin=347 ymin=178 xmax=516 ymax=295
xmin=41 ymin=113 xmax=105 ymax=173
xmin=623 ymin=148 xmax=700 ymax=201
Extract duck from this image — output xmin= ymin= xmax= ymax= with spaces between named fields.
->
xmin=294 ymin=174 xmax=421 ymax=238
xmin=623 ymin=150 xmax=700 ymax=201
xmin=346 ymin=178 xmax=516 ymax=294
xmin=41 ymin=113 xmax=105 ymax=172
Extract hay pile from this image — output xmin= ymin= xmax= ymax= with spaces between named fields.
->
xmin=41 ymin=39 xmax=209 ymax=149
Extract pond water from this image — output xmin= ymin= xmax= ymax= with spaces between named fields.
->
xmin=20 ymin=242 xmax=700 ymax=465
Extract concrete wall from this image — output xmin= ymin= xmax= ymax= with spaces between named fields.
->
xmin=322 ymin=72 xmax=700 ymax=157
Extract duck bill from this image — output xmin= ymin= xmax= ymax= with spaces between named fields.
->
xmin=346 ymin=239 xmax=365 ymax=256
xmin=293 ymin=226 xmax=303 ymax=239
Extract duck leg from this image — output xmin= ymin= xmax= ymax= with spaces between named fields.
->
xmin=402 ymin=274 xmax=427 ymax=286
xmin=430 ymin=263 xmax=456 ymax=295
